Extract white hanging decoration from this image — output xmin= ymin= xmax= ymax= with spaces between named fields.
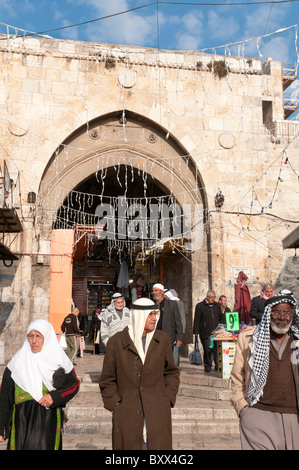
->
xmin=94 ymin=53 xmax=100 ymax=86
xmin=116 ymin=162 xmax=122 ymax=188
xmin=85 ymin=106 xmax=89 ymax=134
xmin=193 ymin=67 xmax=199 ymax=104
xmin=256 ymin=37 xmax=263 ymax=59
xmin=124 ymin=163 xmax=128 ymax=197
xmin=74 ymin=54 xmax=81 ymax=96
xmin=295 ymin=26 xmax=299 ymax=75
xmin=155 ymin=63 xmax=159 ymax=106
xmin=176 ymin=61 xmax=180 ymax=93
xmin=103 ymin=52 xmax=107 ymax=74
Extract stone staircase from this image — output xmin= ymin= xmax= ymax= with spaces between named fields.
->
xmin=63 ymin=357 xmax=241 ymax=450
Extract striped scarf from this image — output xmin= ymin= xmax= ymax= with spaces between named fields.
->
xmin=247 ymin=289 xmax=299 ymax=406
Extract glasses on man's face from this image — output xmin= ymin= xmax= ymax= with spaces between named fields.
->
xmin=271 ymin=310 xmax=293 ymax=320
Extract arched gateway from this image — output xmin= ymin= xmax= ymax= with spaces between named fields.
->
xmin=38 ymin=110 xmax=211 ymax=348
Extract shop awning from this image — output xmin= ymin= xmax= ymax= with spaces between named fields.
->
xmin=0 ymin=208 xmax=22 ymax=263
xmin=0 ymin=241 xmax=19 ymax=261
xmin=0 ymin=207 xmax=23 ymax=233
xmin=282 ymin=226 xmax=299 ymax=249
xmin=136 ymin=237 xmax=189 ymax=261
xmin=73 ymin=224 xmax=105 ymax=261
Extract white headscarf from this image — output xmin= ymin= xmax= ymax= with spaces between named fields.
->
xmin=164 ymin=289 xmax=180 ymax=301
xmin=128 ymin=298 xmax=159 ymax=364
xmin=152 ymin=283 xmax=164 ymax=291
xmin=7 ymin=319 xmax=73 ymax=402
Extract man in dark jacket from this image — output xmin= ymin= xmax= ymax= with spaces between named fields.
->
xmin=193 ymin=290 xmax=222 ymax=372
xmin=250 ymin=283 xmax=274 ymax=325
xmin=152 ymin=283 xmax=183 ymax=365
xmin=61 ymin=307 xmax=81 ymax=363
xmin=219 ymin=295 xmax=231 ymax=324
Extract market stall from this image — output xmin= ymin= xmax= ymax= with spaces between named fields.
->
xmin=211 ymin=311 xmax=248 ymax=380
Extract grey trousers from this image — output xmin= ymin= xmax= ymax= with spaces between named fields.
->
xmin=240 ymin=406 xmax=299 ymax=450
xmin=66 ymin=334 xmax=78 ymax=363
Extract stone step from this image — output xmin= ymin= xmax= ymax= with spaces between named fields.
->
xmin=172 ymin=433 xmax=241 ymax=451
xmin=179 ymin=383 xmax=231 ymax=401
xmin=173 ymin=403 xmax=236 ymax=420
xmin=64 ymin=389 xmax=238 ymax=437
xmin=78 ymin=381 xmax=232 ymax=401
xmin=78 ymin=369 xmax=232 ymax=390
xmin=65 ymin=390 xmax=237 ymax=416
xmin=64 ymin=416 xmax=239 ymax=436
xmin=62 ymin=433 xmax=241 ymax=450
xmin=179 ymin=371 xmax=231 ymax=389
xmin=66 ymin=403 xmax=236 ymax=421
xmin=1 ymin=431 xmax=241 ymax=452
xmin=62 ymin=434 xmax=112 ymax=450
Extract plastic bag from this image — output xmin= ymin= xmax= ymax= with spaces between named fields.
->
xmin=59 ymin=333 xmax=67 ymax=349
xmin=189 ymin=335 xmax=202 ymax=365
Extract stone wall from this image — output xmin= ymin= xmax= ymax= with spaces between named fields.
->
xmin=0 ymin=35 xmax=298 ymax=361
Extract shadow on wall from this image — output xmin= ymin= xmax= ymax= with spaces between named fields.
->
xmin=274 ymin=255 xmax=299 ymax=299
xmin=0 ymin=268 xmax=17 ymax=334
xmin=0 ymin=302 xmax=15 ymax=334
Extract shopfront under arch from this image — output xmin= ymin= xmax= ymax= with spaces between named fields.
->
xmin=38 ymin=110 xmax=211 ymax=346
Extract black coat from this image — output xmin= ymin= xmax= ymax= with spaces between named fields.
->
xmin=156 ymin=298 xmax=183 ymax=344
xmin=0 ymin=367 xmax=80 ymax=442
xmin=219 ymin=306 xmax=231 ymax=325
xmin=249 ymin=295 xmax=265 ymax=323
xmin=193 ymin=300 xmax=222 ymax=338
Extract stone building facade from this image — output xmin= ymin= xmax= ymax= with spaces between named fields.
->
xmin=0 ymin=35 xmax=298 ymax=362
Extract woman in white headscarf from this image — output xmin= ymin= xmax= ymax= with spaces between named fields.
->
xmin=0 ymin=319 xmax=80 ymax=450
xmin=100 ymin=298 xmax=180 ymax=450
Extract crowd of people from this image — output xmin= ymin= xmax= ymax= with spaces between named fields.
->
xmin=0 ymin=280 xmax=298 ymax=451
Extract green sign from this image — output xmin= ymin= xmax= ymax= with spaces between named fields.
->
xmin=226 ymin=311 xmax=239 ymax=331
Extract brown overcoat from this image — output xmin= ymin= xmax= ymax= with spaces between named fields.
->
xmin=99 ymin=327 xmax=180 ymax=450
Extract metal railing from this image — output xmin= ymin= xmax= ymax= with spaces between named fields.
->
xmin=273 ymin=119 xmax=299 ymax=137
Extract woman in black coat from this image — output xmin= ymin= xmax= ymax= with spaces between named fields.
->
xmin=0 ymin=319 xmax=80 ymax=450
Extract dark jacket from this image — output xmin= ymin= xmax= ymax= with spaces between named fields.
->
xmin=193 ymin=299 xmax=222 ymax=338
xmin=156 ymin=298 xmax=183 ymax=344
xmin=249 ymin=295 xmax=265 ymax=324
xmin=61 ymin=313 xmax=80 ymax=335
xmin=99 ymin=327 xmax=180 ymax=450
xmin=219 ymin=306 xmax=231 ymax=325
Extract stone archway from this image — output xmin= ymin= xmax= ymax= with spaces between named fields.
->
xmin=38 ymin=110 xmax=211 ymax=345
xmin=39 ymin=110 xmax=207 ymax=214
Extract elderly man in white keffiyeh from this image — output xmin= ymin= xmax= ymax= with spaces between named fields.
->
xmin=231 ymin=289 xmax=299 ymax=450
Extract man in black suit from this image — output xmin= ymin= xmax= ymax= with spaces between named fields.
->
xmin=193 ymin=290 xmax=222 ymax=372
xmin=218 ymin=295 xmax=231 ymax=324
xmin=152 ymin=283 xmax=183 ymax=365
xmin=250 ymin=283 xmax=274 ymax=324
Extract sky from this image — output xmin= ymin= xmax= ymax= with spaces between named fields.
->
xmin=0 ymin=0 xmax=299 ymax=63
xmin=0 ymin=0 xmax=296 ymax=101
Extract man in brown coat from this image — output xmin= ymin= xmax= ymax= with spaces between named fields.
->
xmin=99 ymin=297 xmax=180 ymax=450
